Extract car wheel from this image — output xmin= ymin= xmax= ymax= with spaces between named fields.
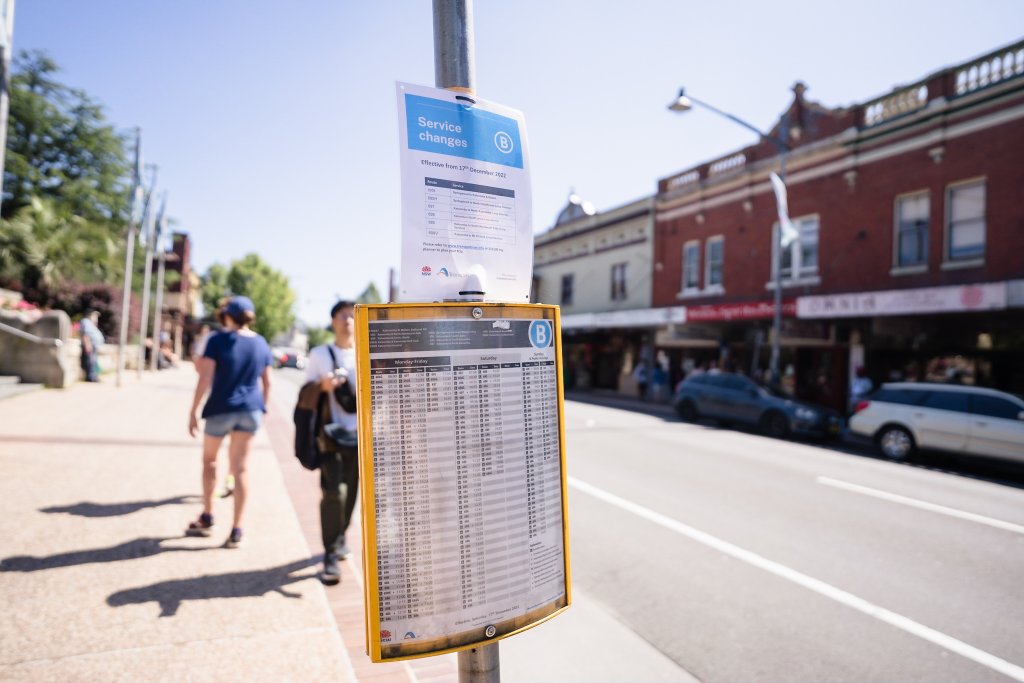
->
xmin=877 ymin=425 xmax=915 ymax=461
xmin=760 ymin=411 xmax=789 ymax=439
xmin=676 ymin=399 xmax=698 ymax=422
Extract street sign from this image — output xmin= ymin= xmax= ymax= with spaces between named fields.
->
xmin=396 ymin=82 xmax=534 ymax=303
xmin=354 ymin=302 xmax=570 ymax=662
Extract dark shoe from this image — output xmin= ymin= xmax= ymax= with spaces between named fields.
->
xmin=185 ymin=513 xmax=214 ymax=537
xmin=224 ymin=527 xmax=243 ymax=549
xmin=322 ymin=554 xmax=341 ymax=585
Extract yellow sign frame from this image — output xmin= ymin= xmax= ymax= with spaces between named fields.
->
xmin=354 ymin=302 xmax=571 ymax=662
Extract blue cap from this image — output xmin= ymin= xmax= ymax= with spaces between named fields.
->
xmin=224 ymin=296 xmax=255 ymax=318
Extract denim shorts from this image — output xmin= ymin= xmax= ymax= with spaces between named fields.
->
xmin=204 ymin=410 xmax=263 ymax=437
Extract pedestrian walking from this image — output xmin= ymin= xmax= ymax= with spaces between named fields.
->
xmin=305 ymin=300 xmax=359 ymax=585
xmin=186 ymin=296 xmax=273 ymax=548
xmin=79 ymin=310 xmax=104 ymax=382
xmin=849 ymin=365 xmax=874 ymax=414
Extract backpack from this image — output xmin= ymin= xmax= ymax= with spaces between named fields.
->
xmin=293 ymin=380 xmax=328 ymax=470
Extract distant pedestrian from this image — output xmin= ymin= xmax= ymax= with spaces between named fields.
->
xmin=849 ymin=365 xmax=873 ymax=413
xmin=186 ymin=296 xmax=273 ymax=548
xmin=632 ymin=362 xmax=647 ymax=399
xmin=305 ymin=300 xmax=359 ymax=585
xmin=79 ymin=310 xmax=104 ymax=382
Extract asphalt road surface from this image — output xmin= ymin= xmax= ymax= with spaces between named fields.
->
xmin=274 ymin=369 xmax=1024 ymax=682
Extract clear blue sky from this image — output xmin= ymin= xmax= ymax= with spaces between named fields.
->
xmin=14 ymin=2 xmax=1023 ymax=325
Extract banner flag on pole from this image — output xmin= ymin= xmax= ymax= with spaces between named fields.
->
xmin=770 ymin=172 xmax=799 ymax=248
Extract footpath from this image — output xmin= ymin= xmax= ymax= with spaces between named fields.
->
xmin=0 ymin=367 xmax=694 ymax=683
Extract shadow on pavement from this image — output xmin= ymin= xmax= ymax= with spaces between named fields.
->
xmin=106 ymin=557 xmax=320 ymax=617
xmin=0 ymin=537 xmax=210 ymax=572
xmin=41 ymin=495 xmax=199 ymax=518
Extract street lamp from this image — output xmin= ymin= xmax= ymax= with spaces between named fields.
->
xmin=668 ymin=87 xmax=793 ymax=384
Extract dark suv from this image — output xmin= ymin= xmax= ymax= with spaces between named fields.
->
xmin=673 ymin=372 xmax=843 ymax=439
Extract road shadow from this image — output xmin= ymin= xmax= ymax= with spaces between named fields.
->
xmin=40 ymin=495 xmax=198 ymax=518
xmin=0 ymin=537 xmax=208 ymax=572
xmin=106 ymin=557 xmax=320 ymax=617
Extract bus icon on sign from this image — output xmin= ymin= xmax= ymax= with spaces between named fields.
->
xmin=529 ymin=320 xmax=551 ymax=348
xmin=494 ymin=131 xmax=514 ymax=154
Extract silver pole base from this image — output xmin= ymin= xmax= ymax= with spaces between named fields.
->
xmin=458 ymin=643 xmax=500 ymax=683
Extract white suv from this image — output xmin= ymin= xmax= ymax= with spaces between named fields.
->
xmin=849 ymin=383 xmax=1024 ymax=463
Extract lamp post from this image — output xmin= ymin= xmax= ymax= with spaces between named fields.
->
xmin=668 ymin=88 xmax=791 ymax=383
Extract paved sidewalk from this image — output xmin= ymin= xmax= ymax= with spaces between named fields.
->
xmin=0 ymin=368 xmax=353 ymax=682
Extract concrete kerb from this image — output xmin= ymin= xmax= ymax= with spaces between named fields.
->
xmin=0 ymin=367 xmax=355 ymax=682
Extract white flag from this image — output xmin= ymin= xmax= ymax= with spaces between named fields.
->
xmin=770 ymin=172 xmax=800 ymax=248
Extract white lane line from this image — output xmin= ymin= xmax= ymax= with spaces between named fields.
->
xmin=817 ymin=476 xmax=1024 ymax=535
xmin=569 ymin=476 xmax=1024 ymax=682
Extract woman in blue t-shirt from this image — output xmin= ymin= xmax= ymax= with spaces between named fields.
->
xmin=186 ymin=296 xmax=273 ymax=548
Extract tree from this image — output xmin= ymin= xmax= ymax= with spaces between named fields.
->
xmin=3 ymin=50 xmax=129 ymax=222
xmin=357 ymin=281 xmax=383 ymax=304
xmin=306 ymin=325 xmax=332 ymax=349
xmin=201 ymin=254 xmax=296 ymax=341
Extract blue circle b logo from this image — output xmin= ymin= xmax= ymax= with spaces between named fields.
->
xmin=528 ymin=320 xmax=552 ymax=348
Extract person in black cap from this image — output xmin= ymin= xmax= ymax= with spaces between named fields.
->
xmin=186 ymin=296 xmax=274 ymax=548
xmin=305 ymin=300 xmax=359 ymax=584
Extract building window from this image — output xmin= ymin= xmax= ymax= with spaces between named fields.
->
xmin=611 ymin=263 xmax=628 ymax=301
xmin=705 ymin=236 xmax=724 ymax=289
xmin=682 ymin=241 xmax=700 ymax=292
xmin=895 ymin=192 xmax=929 ymax=267
xmin=947 ymin=181 xmax=985 ymax=262
xmin=774 ymin=215 xmax=819 ymax=280
xmin=560 ymin=274 xmax=574 ymax=306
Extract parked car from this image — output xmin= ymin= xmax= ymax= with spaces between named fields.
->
xmin=272 ymin=347 xmax=307 ymax=370
xmin=848 ymin=382 xmax=1024 ymax=463
xmin=673 ymin=372 xmax=843 ymax=440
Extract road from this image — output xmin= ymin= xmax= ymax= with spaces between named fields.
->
xmin=273 ymin=368 xmax=1024 ymax=682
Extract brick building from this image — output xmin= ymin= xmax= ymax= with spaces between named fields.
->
xmin=652 ymin=40 xmax=1024 ymax=412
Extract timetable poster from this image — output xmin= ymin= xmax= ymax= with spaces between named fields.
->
xmin=396 ymin=82 xmax=533 ymax=303
xmin=355 ymin=304 xmax=569 ymax=662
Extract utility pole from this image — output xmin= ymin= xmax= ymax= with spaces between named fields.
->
xmin=136 ymin=166 xmax=158 ymax=377
xmin=432 ymin=2 xmax=499 ymax=682
xmin=116 ymin=128 xmax=142 ymax=387
xmin=150 ymin=192 xmax=168 ymax=372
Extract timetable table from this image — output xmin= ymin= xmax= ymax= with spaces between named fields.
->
xmin=364 ymin=316 xmax=566 ymax=659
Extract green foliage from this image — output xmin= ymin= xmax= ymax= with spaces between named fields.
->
xmin=306 ymin=325 xmax=333 ymax=349
xmin=3 ymin=50 xmax=130 ymax=222
xmin=357 ymin=281 xmax=383 ymax=304
xmin=201 ymin=254 xmax=296 ymax=341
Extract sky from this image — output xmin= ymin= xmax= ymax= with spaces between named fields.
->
xmin=13 ymin=2 xmax=1024 ymax=326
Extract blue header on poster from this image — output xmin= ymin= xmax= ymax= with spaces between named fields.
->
xmin=405 ymin=94 xmax=524 ymax=169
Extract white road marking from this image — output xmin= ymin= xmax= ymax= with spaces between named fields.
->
xmin=817 ymin=476 xmax=1024 ymax=535
xmin=569 ymin=476 xmax=1024 ymax=682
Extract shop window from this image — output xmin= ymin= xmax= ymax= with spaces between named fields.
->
xmin=895 ymin=192 xmax=929 ymax=268
xmin=705 ymin=236 xmax=724 ymax=290
xmin=560 ymin=274 xmax=574 ymax=306
xmin=946 ymin=181 xmax=985 ymax=262
xmin=682 ymin=241 xmax=700 ymax=292
xmin=774 ymin=215 xmax=819 ymax=281
xmin=611 ymin=263 xmax=628 ymax=301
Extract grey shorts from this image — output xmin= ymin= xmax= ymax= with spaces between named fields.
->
xmin=205 ymin=410 xmax=263 ymax=437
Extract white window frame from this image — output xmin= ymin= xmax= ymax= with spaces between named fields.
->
xmin=768 ymin=214 xmax=821 ymax=289
xmin=943 ymin=178 xmax=986 ymax=270
xmin=704 ymin=235 xmax=725 ymax=294
xmin=610 ymin=262 xmax=628 ymax=301
xmin=892 ymin=190 xmax=930 ymax=275
xmin=681 ymin=240 xmax=701 ymax=295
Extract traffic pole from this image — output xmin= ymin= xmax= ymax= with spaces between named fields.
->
xmin=116 ymin=128 xmax=142 ymax=387
xmin=136 ymin=167 xmax=158 ymax=377
xmin=432 ymin=2 xmax=499 ymax=681
xmin=150 ymin=246 xmax=166 ymax=371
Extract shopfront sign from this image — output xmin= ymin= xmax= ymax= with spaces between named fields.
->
xmin=686 ymin=300 xmax=796 ymax=322
xmin=561 ymin=306 xmax=686 ymax=330
xmin=797 ymin=282 xmax=1007 ymax=319
xmin=355 ymin=303 xmax=570 ymax=662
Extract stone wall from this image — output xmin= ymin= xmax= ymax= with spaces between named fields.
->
xmin=0 ymin=310 xmax=73 ymax=388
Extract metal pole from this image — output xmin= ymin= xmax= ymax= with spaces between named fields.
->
xmin=433 ymin=0 xmax=475 ymax=93
xmin=136 ymin=168 xmax=157 ymax=377
xmin=432 ymin=2 xmax=497 ymax=680
xmin=769 ymin=151 xmax=787 ymax=385
xmin=116 ymin=128 xmax=142 ymax=387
